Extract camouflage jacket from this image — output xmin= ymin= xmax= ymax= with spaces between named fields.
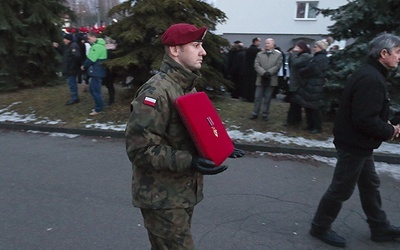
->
xmin=125 ymin=54 xmax=204 ymax=209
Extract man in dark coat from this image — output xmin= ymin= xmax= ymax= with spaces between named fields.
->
xmin=310 ymin=33 xmax=400 ymax=248
xmin=243 ymin=37 xmax=261 ymax=102
xmin=103 ymin=42 xmax=117 ymax=105
xmin=227 ymin=41 xmax=246 ymax=99
xmin=76 ymin=33 xmax=88 ymax=84
xmin=54 ymin=33 xmax=82 ymax=105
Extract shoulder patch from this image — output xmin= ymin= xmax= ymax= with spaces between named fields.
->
xmin=143 ymin=96 xmax=157 ymax=107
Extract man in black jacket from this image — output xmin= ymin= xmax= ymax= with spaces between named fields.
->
xmin=53 ymin=34 xmax=82 ymax=105
xmin=243 ymin=37 xmax=261 ymax=102
xmin=310 ymin=33 xmax=400 ymax=248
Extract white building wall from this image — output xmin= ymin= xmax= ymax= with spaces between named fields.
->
xmin=212 ymin=0 xmax=348 ymax=51
xmin=214 ymin=0 xmax=347 ymax=35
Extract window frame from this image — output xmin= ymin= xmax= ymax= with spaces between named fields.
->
xmin=295 ymin=1 xmax=319 ymax=20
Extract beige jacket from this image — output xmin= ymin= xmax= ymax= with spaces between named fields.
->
xmin=254 ymin=49 xmax=283 ymax=87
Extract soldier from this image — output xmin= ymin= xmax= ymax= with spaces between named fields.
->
xmin=125 ymin=23 xmax=244 ymax=249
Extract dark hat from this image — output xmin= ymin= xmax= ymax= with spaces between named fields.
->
xmin=161 ymin=23 xmax=207 ymax=46
xmin=77 ymin=33 xmax=86 ymax=41
xmin=63 ymin=34 xmax=73 ymax=41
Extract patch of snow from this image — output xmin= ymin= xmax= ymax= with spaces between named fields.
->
xmin=1 ymin=103 xmax=400 ymax=180
xmin=27 ymin=130 xmax=80 ymax=138
xmin=84 ymin=122 xmax=126 ymax=131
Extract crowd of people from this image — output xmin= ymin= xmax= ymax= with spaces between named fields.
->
xmin=286 ymin=39 xmax=329 ymax=133
xmin=124 ymin=23 xmax=400 ymax=249
xmin=223 ymin=36 xmax=334 ymax=133
xmin=53 ymin=29 xmax=116 ymax=116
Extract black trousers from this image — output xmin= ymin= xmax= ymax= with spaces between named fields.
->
xmin=286 ymin=101 xmax=302 ymax=125
xmin=102 ymin=76 xmax=115 ymax=104
xmin=304 ymin=107 xmax=321 ymax=130
xmin=312 ymin=147 xmax=389 ymax=231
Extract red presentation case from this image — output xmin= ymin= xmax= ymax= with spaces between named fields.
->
xmin=174 ymin=92 xmax=234 ymax=166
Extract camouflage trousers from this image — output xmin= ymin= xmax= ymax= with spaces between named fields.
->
xmin=140 ymin=207 xmax=195 ymax=250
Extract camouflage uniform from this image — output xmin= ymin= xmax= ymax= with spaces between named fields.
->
xmin=125 ymin=54 xmax=203 ymax=249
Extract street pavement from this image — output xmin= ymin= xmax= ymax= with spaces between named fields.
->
xmin=1 ymin=129 xmax=400 ymax=249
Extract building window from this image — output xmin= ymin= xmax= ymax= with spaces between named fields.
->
xmin=296 ymin=1 xmax=318 ymax=19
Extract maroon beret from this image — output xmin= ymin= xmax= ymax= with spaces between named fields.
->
xmin=161 ymin=23 xmax=207 ymax=46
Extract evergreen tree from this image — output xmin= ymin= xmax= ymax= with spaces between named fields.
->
xmin=318 ymin=0 xmax=400 ymax=113
xmin=0 ymin=0 xmax=72 ymax=91
xmin=105 ymin=0 xmax=231 ymax=93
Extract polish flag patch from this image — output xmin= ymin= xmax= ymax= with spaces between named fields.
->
xmin=143 ymin=96 xmax=157 ymax=107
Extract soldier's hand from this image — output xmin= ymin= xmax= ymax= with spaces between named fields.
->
xmin=229 ymin=148 xmax=245 ymax=158
xmin=191 ymin=156 xmax=228 ymax=175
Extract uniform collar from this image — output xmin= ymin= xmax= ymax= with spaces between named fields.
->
xmin=160 ymin=54 xmax=202 ymax=91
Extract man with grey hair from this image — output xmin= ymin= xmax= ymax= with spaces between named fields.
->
xmin=310 ymin=33 xmax=400 ymax=248
xmin=250 ymin=38 xmax=283 ymax=121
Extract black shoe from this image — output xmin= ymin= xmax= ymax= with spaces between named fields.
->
xmin=65 ymin=99 xmax=80 ymax=105
xmin=310 ymin=227 xmax=346 ymax=248
xmin=371 ymin=225 xmax=400 ymax=242
xmin=249 ymin=115 xmax=258 ymax=120
xmin=262 ymin=116 xmax=269 ymax=121
xmin=303 ymin=127 xmax=312 ymax=131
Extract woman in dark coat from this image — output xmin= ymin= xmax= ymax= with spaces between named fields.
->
xmin=297 ymin=40 xmax=329 ymax=133
xmin=285 ymin=41 xmax=311 ymax=126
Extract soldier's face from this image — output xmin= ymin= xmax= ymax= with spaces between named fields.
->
xmin=176 ymin=42 xmax=207 ymax=71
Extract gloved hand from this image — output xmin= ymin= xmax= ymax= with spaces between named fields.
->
xmin=191 ymin=156 xmax=228 ymax=175
xmin=262 ymin=72 xmax=271 ymax=80
xmin=229 ymin=148 xmax=245 ymax=158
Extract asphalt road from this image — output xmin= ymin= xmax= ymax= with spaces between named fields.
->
xmin=1 ymin=129 xmax=400 ymax=250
